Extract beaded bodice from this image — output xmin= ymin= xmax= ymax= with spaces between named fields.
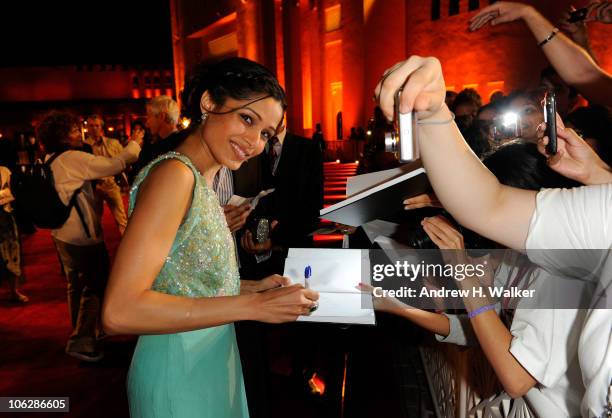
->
xmin=129 ymin=152 xmax=240 ymax=298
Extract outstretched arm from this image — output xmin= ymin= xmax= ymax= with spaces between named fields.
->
xmin=470 ymin=2 xmax=612 ymax=105
xmin=376 ymin=56 xmax=536 ymax=250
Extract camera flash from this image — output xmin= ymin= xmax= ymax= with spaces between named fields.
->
xmin=502 ymin=112 xmax=518 ymax=127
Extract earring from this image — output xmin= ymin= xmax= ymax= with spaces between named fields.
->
xmin=201 ymin=112 xmax=208 ymax=123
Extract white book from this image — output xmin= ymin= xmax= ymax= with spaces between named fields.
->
xmin=283 ymin=248 xmax=375 ymax=325
xmin=227 ymin=188 xmax=275 ymax=209
xmin=320 ymin=162 xmax=429 ymax=227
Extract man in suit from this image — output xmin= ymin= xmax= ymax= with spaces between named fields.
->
xmin=85 ymin=115 xmax=129 ymax=234
xmin=131 ymin=95 xmax=179 ymax=177
xmin=232 ymin=125 xmax=323 ymax=418
xmin=236 ymin=125 xmax=324 ymax=278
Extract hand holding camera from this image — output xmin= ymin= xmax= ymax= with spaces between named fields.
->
xmin=375 ymin=56 xmax=446 ymax=123
xmin=241 ymin=220 xmax=278 ymax=255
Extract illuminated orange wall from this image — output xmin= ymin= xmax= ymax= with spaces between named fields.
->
xmin=170 ymin=0 xmax=612 ymax=140
xmin=405 ymin=0 xmax=612 ymax=101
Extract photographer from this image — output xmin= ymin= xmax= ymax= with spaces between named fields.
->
xmin=38 ymin=111 xmax=142 ymax=362
xmin=469 ymin=1 xmax=612 ymax=106
xmin=375 ymin=55 xmax=610 ymax=417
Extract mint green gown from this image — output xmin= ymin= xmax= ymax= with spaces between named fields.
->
xmin=126 ymin=152 xmax=249 ymax=418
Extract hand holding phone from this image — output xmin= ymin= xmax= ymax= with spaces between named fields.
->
xmin=567 ymin=7 xmax=589 ymax=23
xmin=543 ymin=91 xmax=557 ymax=154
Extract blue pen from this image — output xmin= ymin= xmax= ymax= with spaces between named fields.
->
xmin=304 ymin=265 xmax=312 ymax=289
xmin=304 ymin=265 xmax=318 ymax=312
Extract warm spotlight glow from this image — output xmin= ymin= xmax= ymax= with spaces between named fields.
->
xmin=108 ymin=127 xmax=115 ymax=132
xmin=336 ymin=159 xmax=340 ymax=163
xmin=83 ymin=128 xmax=88 ymax=133
xmin=355 ymin=160 xmax=359 ymax=164
xmin=366 ymin=130 xmax=372 ymax=136
xmin=83 ymin=121 xmax=88 ymax=125
xmin=181 ymin=118 xmax=191 ymax=129
xmin=308 ymin=373 xmax=326 ymax=395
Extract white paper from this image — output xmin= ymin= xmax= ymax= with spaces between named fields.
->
xmin=227 ymin=188 xmax=275 ymax=209
xmin=283 ymin=248 xmax=375 ymax=325
xmin=373 ymin=235 xmax=420 ymax=265
xmin=346 ymin=161 xmax=424 ymax=197
xmin=320 ymin=166 xmax=426 ymax=216
xmin=361 ymin=220 xmax=401 ymax=243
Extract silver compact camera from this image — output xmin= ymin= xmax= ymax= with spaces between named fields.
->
xmin=384 ymin=84 xmax=419 ymax=162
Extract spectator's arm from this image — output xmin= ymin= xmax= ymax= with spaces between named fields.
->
xmin=470 ymin=2 xmax=612 ymax=105
xmin=376 ymin=56 xmax=536 ymax=250
xmin=559 ymin=6 xmax=597 ymax=62
xmin=82 ymin=141 xmax=141 ymax=180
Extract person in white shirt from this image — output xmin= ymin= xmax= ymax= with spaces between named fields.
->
xmin=375 ymin=56 xmax=611 ymax=417
xmin=37 ymin=111 xmax=142 ymax=362
xmin=365 ymin=142 xmax=585 ymax=416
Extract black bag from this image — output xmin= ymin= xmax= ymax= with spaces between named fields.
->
xmin=12 ymin=151 xmax=90 ymax=237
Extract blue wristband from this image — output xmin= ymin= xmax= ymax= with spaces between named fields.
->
xmin=467 ymin=304 xmax=496 ymax=319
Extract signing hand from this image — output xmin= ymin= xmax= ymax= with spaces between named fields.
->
xmin=241 ymin=220 xmax=278 ymax=254
xmin=252 ymin=284 xmax=319 ymax=323
xmin=468 ymin=1 xmax=534 ymax=31
xmin=537 ymin=115 xmax=612 ymax=185
xmin=224 ymin=204 xmax=252 ymax=233
xmin=374 ymin=56 xmax=446 ymax=122
xmin=257 ymin=274 xmax=292 ymax=292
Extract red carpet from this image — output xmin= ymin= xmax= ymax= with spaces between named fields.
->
xmin=0 ymin=201 xmax=134 ymax=417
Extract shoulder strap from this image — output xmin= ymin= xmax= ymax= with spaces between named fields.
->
xmin=44 ymin=150 xmax=91 ymax=238
xmin=67 ymin=188 xmax=91 ymax=238
xmin=45 ymin=149 xmax=69 ymax=166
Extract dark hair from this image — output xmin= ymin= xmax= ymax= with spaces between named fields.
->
xmin=181 ymin=57 xmax=287 ymax=125
xmin=151 ymin=58 xmax=286 ymax=158
xmin=451 ymin=88 xmax=482 ymax=112
xmin=503 ymin=89 xmax=545 ymax=110
xmin=464 ymin=119 xmax=492 ymax=158
xmin=132 ymin=120 xmax=146 ymax=130
xmin=483 ymin=140 xmax=579 ymax=190
xmin=565 ymin=105 xmax=612 ymax=165
xmin=37 ymin=111 xmax=81 ymax=153
xmin=477 ymin=102 xmax=499 ymax=118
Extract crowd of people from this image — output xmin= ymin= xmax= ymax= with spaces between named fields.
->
xmin=1 ymin=1 xmax=611 ymax=417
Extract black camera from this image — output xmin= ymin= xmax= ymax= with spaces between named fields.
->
xmin=568 ymin=7 xmax=588 ymax=23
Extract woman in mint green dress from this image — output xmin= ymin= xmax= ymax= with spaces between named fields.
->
xmin=102 ymin=58 xmax=319 ymax=418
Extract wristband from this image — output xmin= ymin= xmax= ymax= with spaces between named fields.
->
xmin=467 ymin=303 xmax=497 ymax=319
xmin=538 ymin=28 xmax=559 ymax=47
